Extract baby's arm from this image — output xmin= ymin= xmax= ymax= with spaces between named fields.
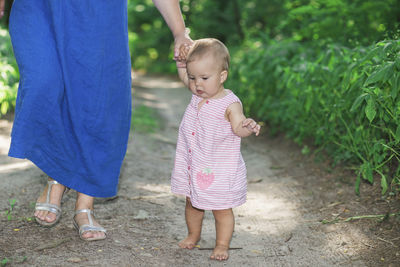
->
xmin=226 ymin=102 xmax=261 ymax=137
xmin=177 ymin=65 xmax=189 ymax=87
xmin=176 ymin=44 xmax=190 ymax=87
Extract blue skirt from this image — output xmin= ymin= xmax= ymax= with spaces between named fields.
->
xmin=8 ymin=0 xmax=132 ymax=197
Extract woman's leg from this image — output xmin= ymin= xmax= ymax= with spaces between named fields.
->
xmin=74 ymin=193 xmax=106 ymax=240
xmin=211 ymin=208 xmax=234 ymax=261
xmin=34 ymin=177 xmax=66 ymax=223
xmin=179 ymin=197 xmax=204 ymax=249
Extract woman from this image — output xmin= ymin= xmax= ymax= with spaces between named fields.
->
xmin=0 ymin=0 xmax=191 ymax=241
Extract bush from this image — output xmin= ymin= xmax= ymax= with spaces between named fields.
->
xmin=0 ymin=25 xmax=18 ymax=116
xmin=227 ymin=39 xmax=400 ymax=194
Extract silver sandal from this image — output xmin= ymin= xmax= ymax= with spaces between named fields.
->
xmin=73 ymin=209 xmax=107 ymax=241
xmin=35 ymin=180 xmax=69 ymax=227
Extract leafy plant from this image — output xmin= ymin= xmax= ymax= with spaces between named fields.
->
xmin=228 ymin=38 xmax=400 ymax=195
xmin=1 ymin=258 xmax=9 ymax=267
xmin=0 ymin=25 xmax=18 ymax=116
xmin=4 ymin=199 xmax=16 ymax=221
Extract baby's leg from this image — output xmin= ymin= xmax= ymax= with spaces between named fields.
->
xmin=179 ymin=197 xmax=204 ymax=249
xmin=211 ymin=208 xmax=234 ymax=261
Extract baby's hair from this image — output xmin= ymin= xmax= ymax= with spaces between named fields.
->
xmin=186 ymin=38 xmax=230 ymax=71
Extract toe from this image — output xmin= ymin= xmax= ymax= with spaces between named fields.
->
xmin=37 ymin=210 xmax=46 ymax=220
xmin=98 ymin=232 xmax=106 ymax=239
xmin=82 ymin=231 xmax=94 ymax=239
xmin=81 ymin=231 xmax=105 ymax=240
xmin=45 ymin=212 xmax=56 ymax=223
xmin=93 ymin=232 xmax=101 ymax=239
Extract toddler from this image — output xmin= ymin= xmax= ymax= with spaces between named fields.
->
xmin=171 ymin=38 xmax=261 ymax=261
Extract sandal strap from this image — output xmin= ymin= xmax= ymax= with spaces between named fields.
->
xmin=45 ymin=180 xmax=69 ymax=203
xmin=78 ymin=224 xmax=107 ymax=235
xmin=75 ymin=209 xmax=97 ymax=226
xmin=35 ymin=180 xmax=64 ymax=215
xmin=74 ymin=209 xmax=107 ymax=235
xmin=35 ymin=203 xmax=61 ymax=214
xmin=46 ymin=180 xmax=59 ymax=203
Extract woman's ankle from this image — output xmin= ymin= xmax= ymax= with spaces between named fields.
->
xmin=75 ymin=192 xmax=94 ymax=210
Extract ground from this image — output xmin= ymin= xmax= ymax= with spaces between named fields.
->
xmin=0 ymin=74 xmax=399 ymax=266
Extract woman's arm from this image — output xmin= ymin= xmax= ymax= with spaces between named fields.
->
xmin=0 ymin=0 xmax=6 ymax=19
xmin=152 ymin=0 xmax=193 ymax=60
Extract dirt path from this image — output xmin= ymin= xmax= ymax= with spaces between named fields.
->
xmin=0 ymin=75 xmax=399 ymax=266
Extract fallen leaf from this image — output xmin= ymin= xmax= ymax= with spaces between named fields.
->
xmin=134 ymin=210 xmax=150 ymax=220
xmin=67 ymin=258 xmax=82 ymax=263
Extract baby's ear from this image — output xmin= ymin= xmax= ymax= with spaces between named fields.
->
xmin=220 ymin=70 xmax=228 ymax=83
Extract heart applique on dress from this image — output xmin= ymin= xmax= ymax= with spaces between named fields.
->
xmin=196 ymin=168 xmax=215 ymax=190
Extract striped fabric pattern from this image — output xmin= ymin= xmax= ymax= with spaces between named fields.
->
xmin=171 ymin=90 xmax=247 ymax=210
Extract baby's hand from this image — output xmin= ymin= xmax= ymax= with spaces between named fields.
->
xmin=176 ymin=43 xmax=191 ymax=68
xmin=242 ymin=118 xmax=261 ymax=136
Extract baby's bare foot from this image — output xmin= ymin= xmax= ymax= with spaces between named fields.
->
xmin=178 ymin=235 xmax=199 ymax=249
xmin=210 ymin=245 xmax=229 ymax=261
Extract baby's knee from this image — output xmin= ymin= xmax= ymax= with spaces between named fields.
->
xmin=212 ymin=208 xmax=233 ymax=219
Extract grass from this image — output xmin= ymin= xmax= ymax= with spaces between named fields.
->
xmin=4 ymin=199 xmax=16 ymax=221
xmin=131 ymin=104 xmax=160 ymax=133
xmin=1 ymin=258 xmax=9 ymax=267
xmin=1 ymin=256 xmax=27 ymax=266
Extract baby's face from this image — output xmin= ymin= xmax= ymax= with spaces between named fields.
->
xmin=186 ymin=55 xmax=226 ymax=99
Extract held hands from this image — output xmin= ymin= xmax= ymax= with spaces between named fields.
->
xmin=242 ymin=118 xmax=261 ymax=136
xmin=176 ymin=43 xmax=190 ymax=68
xmin=174 ymin=28 xmax=193 ymax=67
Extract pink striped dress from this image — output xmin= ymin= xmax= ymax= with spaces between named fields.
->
xmin=171 ymin=90 xmax=247 ymax=210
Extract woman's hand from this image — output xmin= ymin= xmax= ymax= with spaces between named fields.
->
xmin=173 ymin=28 xmax=193 ymax=63
xmin=0 ymin=0 xmax=6 ymax=19
xmin=151 ymin=0 xmax=193 ymax=63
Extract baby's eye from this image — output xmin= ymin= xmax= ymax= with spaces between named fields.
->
xmin=202 ymin=77 xmax=209 ymax=80
xmin=188 ymin=76 xmax=195 ymax=80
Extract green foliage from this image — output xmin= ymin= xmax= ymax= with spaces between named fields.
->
xmin=4 ymin=199 xmax=16 ymax=221
xmin=128 ymin=0 xmax=176 ymax=73
xmin=228 ymin=39 xmax=400 ymax=194
xmin=127 ymin=0 xmax=400 ymax=72
xmin=0 ymin=25 xmax=18 ymax=116
xmin=131 ymin=104 xmax=160 ymax=133
xmin=0 ymin=256 xmax=27 ymax=266
xmin=1 ymin=258 xmax=9 ymax=267
xmin=277 ymin=0 xmax=399 ymax=45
